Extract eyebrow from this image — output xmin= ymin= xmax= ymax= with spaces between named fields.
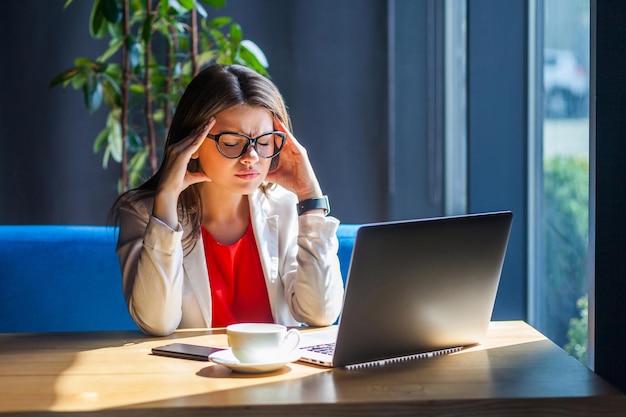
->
xmin=215 ymin=129 xmax=276 ymax=137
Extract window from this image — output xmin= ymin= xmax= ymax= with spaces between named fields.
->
xmin=529 ymin=0 xmax=590 ymax=364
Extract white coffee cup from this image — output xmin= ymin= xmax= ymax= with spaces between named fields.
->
xmin=226 ymin=323 xmax=301 ymax=363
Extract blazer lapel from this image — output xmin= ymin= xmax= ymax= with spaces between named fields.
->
xmin=252 ymin=213 xmax=279 ymax=284
xmin=182 ymin=234 xmax=213 ymax=327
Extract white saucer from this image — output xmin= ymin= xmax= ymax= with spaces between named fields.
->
xmin=209 ymin=349 xmax=301 ymax=374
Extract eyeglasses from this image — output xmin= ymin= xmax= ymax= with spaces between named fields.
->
xmin=206 ymin=131 xmax=286 ymax=159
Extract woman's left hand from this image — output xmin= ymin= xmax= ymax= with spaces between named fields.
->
xmin=265 ymin=115 xmax=324 ymax=201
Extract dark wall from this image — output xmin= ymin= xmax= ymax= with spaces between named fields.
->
xmin=0 ymin=1 xmax=117 ymax=225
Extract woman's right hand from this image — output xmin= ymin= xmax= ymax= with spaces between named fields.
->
xmin=152 ymin=118 xmax=215 ymax=229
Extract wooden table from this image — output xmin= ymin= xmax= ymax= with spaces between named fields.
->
xmin=0 ymin=321 xmax=623 ymax=416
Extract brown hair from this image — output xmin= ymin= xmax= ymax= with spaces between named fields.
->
xmin=111 ymin=64 xmax=291 ymax=250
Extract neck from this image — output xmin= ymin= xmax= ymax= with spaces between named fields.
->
xmin=198 ymin=183 xmax=251 ymax=245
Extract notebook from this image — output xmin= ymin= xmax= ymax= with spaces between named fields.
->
xmin=298 ymin=211 xmax=513 ymax=368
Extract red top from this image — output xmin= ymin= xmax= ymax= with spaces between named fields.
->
xmin=201 ymin=222 xmax=274 ymax=327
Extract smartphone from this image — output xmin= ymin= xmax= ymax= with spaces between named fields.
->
xmin=151 ymin=343 xmax=224 ymax=361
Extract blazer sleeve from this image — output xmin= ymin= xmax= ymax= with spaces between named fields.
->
xmin=278 ymin=199 xmax=345 ymax=326
xmin=290 ymin=215 xmax=344 ymax=326
xmin=116 ymin=200 xmax=186 ymax=336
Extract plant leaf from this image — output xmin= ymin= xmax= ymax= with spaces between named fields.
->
xmin=208 ymin=16 xmax=231 ymax=28
xmin=127 ymin=131 xmax=143 ymax=152
xmin=141 ymin=13 xmax=153 ymax=43
xmin=128 ymin=149 xmax=148 ymax=188
xmin=90 ymin=0 xmax=109 ymax=38
xmin=126 ymin=36 xmax=142 ymax=69
xmin=103 ymin=63 xmax=123 ymax=80
xmin=84 ymin=73 xmax=103 ymax=112
xmin=202 ymin=0 xmax=226 ymax=8
xmin=75 ymin=57 xmax=94 ymax=67
xmin=196 ymin=50 xmax=218 ymax=68
xmin=107 ymin=118 xmax=123 ymax=163
xmin=102 ymin=0 xmax=123 ymax=23
xmin=130 ymin=83 xmax=145 ymax=94
xmin=166 ymin=0 xmax=189 ymax=15
xmin=153 ymin=109 xmax=164 ymax=123
xmin=195 ymin=1 xmax=208 ymax=18
xmin=178 ymin=0 xmax=195 ymax=10
xmin=102 ymin=146 xmax=111 ymax=169
xmin=159 ymin=0 xmax=169 ymax=16
xmin=210 ymin=28 xmax=227 ymax=50
xmin=100 ymin=72 xmax=122 ymax=107
xmin=70 ymin=71 xmax=88 ymax=89
xmin=241 ymin=39 xmax=269 ymax=68
xmin=49 ymin=68 xmax=79 ymax=88
xmin=229 ymin=23 xmax=242 ymax=45
xmin=93 ymin=126 xmax=111 ymax=152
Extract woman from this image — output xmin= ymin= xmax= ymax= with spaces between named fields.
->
xmin=112 ymin=64 xmax=344 ymax=336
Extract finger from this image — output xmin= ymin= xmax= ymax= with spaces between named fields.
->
xmin=172 ymin=117 xmax=216 ymax=157
xmin=202 ymin=116 xmax=217 ymax=135
xmin=186 ymin=170 xmax=212 ymax=186
xmin=191 ymin=116 xmax=216 ymax=136
xmin=273 ymin=115 xmax=292 ymax=138
xmin=273 ymin=115 xmax=305 ymax=150
xmin=189 ymin=117 xmax=216 ymax=147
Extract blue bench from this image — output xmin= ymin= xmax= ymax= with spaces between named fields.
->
xmin=0 ymin=224 xmax=359 ymax=333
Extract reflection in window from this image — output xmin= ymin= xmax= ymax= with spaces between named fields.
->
xmin=532 ymin=0 xmax=590 ymax=364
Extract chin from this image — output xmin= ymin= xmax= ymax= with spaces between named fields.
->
xmin=234 ymin=183 xmax=263 ymax=195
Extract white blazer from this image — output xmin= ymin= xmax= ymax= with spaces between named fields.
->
xmin=116 ymin=186 xmax=345 ymax=336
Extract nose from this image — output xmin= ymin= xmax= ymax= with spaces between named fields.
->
xmin=239 ymin=141 xmax=259 ymax=164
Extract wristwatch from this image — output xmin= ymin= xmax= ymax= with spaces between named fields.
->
xmin=297 ymin=195 xmax=330 ymax=216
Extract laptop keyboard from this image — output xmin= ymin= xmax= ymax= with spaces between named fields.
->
xmin=302 ymin=342 xmax=335 ymax=355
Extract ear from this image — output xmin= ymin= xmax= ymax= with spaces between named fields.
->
xmin=191 ymin=151 xmax=199 ymax=159
xmin=187 ymin=159 xmax=200 ymax=173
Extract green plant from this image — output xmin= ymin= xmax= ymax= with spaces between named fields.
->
xmin=543 ymin=155 xmax=589 ymax=354
xmin=565 ymin=295 xmax=588 ymax=365
xmin=50 ymin=0 xmax=269 ymax=192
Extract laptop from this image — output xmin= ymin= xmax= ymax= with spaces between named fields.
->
xmin=298 ymin=211 xmax=513 ymax=368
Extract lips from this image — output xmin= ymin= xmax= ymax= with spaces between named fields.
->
xmin=236 ymin=169 xmax=260 ymax=180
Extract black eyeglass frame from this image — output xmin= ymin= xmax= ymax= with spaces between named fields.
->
xmin=206 ymin=131 xmax=286 ymax=159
